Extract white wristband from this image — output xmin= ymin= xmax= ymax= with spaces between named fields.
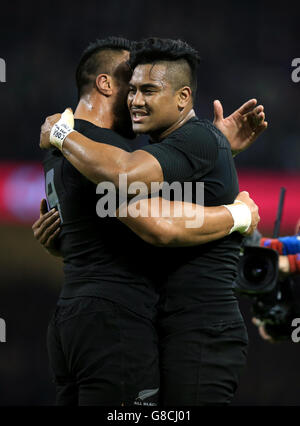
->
xmin=49 ymin=109 xmax=75 ymax=150
xmin=223 ymin=200 xmax=252 ymax=234
xmin=50 ymin=120 xmax=74 ymax=150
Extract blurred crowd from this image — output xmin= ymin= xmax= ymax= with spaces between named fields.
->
xmin=0 ymin=0 xmax=300 ymax=406
xmin=1 ymin=1 xmax=300 ymax=171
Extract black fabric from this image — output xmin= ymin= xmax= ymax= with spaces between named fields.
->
xmin=43 ymin=119 xmax=160 ymax=320
xmin=142 ymin=117 xmax=240 ymax=206
xmin=45 ymin=116 xmax=247 ymax=407
xmin=142 ymin=117 xmax=244 ymax=314
xmin=143 ymin=117 xmax=248 ymax=406
xmin=159 ymin=317 xmax=248 ymax=406
xmin=142 ymin=117 xmax=219 ymax=184
xmin=47 ymin=296 xmax=160 ymax=406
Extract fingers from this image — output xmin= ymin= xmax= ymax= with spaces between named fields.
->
xmin=39 ymin=215 xmax=61 ymax=246
xmin=252 ymin=317 xmax=262 ymax=327
xmin=252 ymin=121 xmax=268 ymax=137
xmin=40 ymin=199 xmax=48 ymax=216
xmin=39 ymin=123 xmax=49 ymax=149
xmin=244 ymin=222 xmax=258 ymax=236
xmin=252 ymin=318 xmax=274 ymax=342
xmin=61 ymin=108 xmax=74 ymax=128
xmin=46 ymin=226 xmax=61 ymax=248
xmin=237 ymin=98 xmax=257 ymax=115
xmin=243 ymin=106 xmax=268 ymax=145
xmin=258 ymin=325 xmax=274 ymax=342
xmin=39 ymin=113 xmax=62 ymax=149
xmin=213 ymin=99 xmax=224 ymax=122
xmin=235 ymin=191 xmax=251 ymax=203
xmin=32 ymin=209 xmax=61 ymax=247
xmin=255 ymin=106 xmax=265 ymax=123
xmin=33 ymin=211 xmax=60 ymax=242
xmin=32 ymin=207 xmax=57 ymax=230
xmin=255 ymin=109 xmax=265 ymax=125
xmin=245 ymin=105 xmax=266 ymax=127
xmin=239 ymin=192 xmax=260 ymax=236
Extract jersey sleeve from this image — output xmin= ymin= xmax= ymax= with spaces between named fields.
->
xmin=140 ymin=120 xmax=218 ymax=183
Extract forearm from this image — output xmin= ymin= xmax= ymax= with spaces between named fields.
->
xmin=62 ymin=132 xmax=163 ymax=190
xmin=62 ymin=131 xmax=131 ymax=185
xmin=117 ymin=199 xmax=233 ymax=247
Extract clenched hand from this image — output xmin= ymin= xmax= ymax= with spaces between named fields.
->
xmin=32 ymin=199 xmax=61 ymax=257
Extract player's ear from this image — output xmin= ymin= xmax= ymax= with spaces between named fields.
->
xmin=95 ymin=74 xmax=113 ymax=96
xmin=177 ymin=86 xmax=192 ymax=110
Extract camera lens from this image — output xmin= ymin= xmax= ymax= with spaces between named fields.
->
xmin=244 ymin=257 xmax=269 ymax=284
xmin=235 ymin=246 xmax=279 ymax=295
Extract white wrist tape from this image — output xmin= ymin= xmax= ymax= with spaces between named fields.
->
xmin=50 ymin=109 xmax=75 ymax=150
xmin=223 ymin=200 xmax=252 ymax=234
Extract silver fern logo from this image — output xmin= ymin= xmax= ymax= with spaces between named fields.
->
xmin=134 ymin=388 xmax=159 ymax=406
xmin=0 ymin=58 xmax=6 ymax=83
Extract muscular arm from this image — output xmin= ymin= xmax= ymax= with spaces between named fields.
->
xmin=117 ymin=199 xmax=234 ymax=247
xmin=61 ymin=97 xmax=268 ymax=186
xmin=34 ymin=191 xmax=258 ymax=253
xmin=117 ymin=190 xmax=258 ymax=247
xmin=62 ymin=131 xmax=163 ymax=190
xmin=41 ymin=98 xmax=267 ymax=189
xmin=32 ymin=200 xmax=233 ymax=253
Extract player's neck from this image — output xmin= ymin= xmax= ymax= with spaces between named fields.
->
xmin=150 ymin=108 xmax=196 ymax=142
xmin=74 ymin=93 xmax=114 ymax=129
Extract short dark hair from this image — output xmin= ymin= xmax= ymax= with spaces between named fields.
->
xmin=76 ymin=36 xmax=132 ymax=99
xmin=129 ymin=37 xmax=200 ymax=97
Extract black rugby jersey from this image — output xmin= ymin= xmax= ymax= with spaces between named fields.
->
xmin=43 ymin=119 xmax=159 ymax=319
xmin=141 ymin=117 xmax=244 ymax=315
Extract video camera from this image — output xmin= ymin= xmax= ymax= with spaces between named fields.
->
xmin=233 ymin=188 xmax=300 ymax=340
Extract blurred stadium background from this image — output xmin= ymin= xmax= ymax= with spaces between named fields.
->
xmin=0 ymin=0 xmax=300 ymax=405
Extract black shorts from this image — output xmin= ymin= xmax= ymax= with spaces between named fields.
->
xmin=158 ymin=303 xmax=249 ymax=406
xmin=47 ymin=296 xmax=160 ymax=406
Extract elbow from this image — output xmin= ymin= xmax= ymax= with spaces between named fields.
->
xmin=93 ymin=164 xmax=123 ymax=187
xmin=149 ymin=235 xmax=173 ymax=247
xmin=101 ymin=163 xmax=130 ymax=190
xmin=146 ymin=223 xmax=177 ymax=247
xmin=117 ymin=162 xmax=142 ymax=193
xmin=88 ymin=163 xmax=106 ymax=185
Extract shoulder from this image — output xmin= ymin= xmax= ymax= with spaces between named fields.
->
xmin=74 ymin=120 xmax=133 ymax=152
xmin=197 ymin=119 xmax=231 ymax=149
xmin=172 ymin=117 xmax=226 ymax=145
xmin=170 ymin=118 xmax=216 ymax=143
xmin=163 ymin=117 xmax=219 ymax=159
xmin=87 ymin=128 xmax=133 ymax=152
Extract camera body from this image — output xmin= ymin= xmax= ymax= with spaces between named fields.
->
xmin=234 ymin=246 xmax=300 ymax=340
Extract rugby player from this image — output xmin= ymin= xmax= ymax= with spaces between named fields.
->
xmin=38 ymin=37 xmax=266 ymax=405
